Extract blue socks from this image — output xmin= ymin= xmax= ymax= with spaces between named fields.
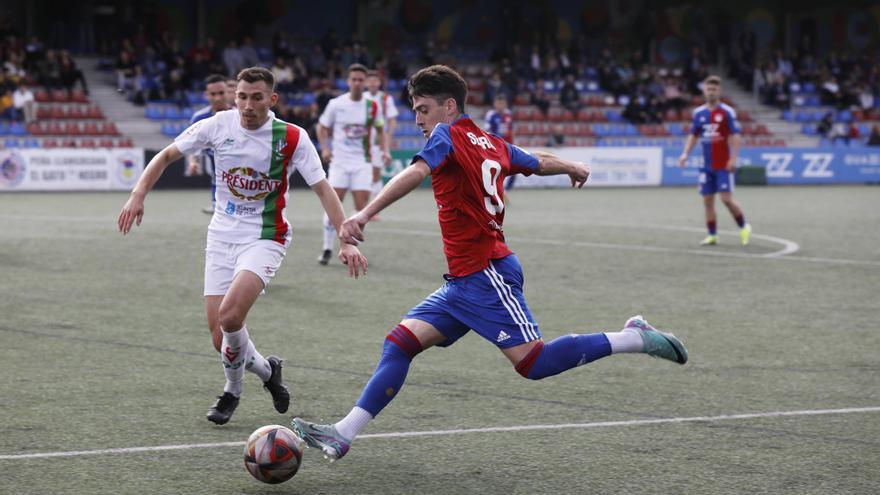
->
xmin=515 ymin=333 xmax=612 ymax=380
xmin=355 ymin=325 xmax=422 ymax=416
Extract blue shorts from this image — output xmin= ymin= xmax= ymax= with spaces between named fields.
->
xmin=698 ymin=169 xmax=735 ymax=196
xmin=405 ymin=254 xmax=541 ymax=349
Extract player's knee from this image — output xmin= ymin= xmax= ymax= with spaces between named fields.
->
xmin=384 ymin=324 xmax=423 ymax=360
xmin=514 ymin=341 xmax=545 ymax=380
xmin=218 ymin=307 xmax=244 ymax=332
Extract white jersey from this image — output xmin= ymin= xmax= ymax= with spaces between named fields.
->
xmin=175 ymin=109 xmax=325 ymax=244
xmin=318 ymin=92 xmax=383 ymax=168
xmin=367 ymin=90 xmax=398 ymax=147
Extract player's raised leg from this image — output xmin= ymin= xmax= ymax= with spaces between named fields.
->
xmin=720 ymin=191 xmax=751 ymax=245
xmin=292 ymin=319 xmax=445 ymax=460
xmin=320 ymin=187 xmax=347 ymax=265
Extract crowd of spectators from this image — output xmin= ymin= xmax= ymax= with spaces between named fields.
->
xmin=751 ymin=38 xmax=879 ymax=114
xmin=0 ymin=35 xmax=88 ymax=122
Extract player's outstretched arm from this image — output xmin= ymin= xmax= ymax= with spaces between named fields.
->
xmin=117 ymin=143 xmax=183 ymax=234
xmin=312 ymin=179 xmax=368 ymax=278
xmin=340 ymin=160 xmax=430 ymax=244
xmin=532 ymin=150 xmax=590 ymax=188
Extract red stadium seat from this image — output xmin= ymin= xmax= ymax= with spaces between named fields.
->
xmin=68 ymin=106 xmax=85 ymax=119
xmin=34 ymin=90 xmax=50 ymax=103
xmin=52 ymin=90 xmax=69 ymax=103
xmin=117 ymin=138 xmax=134 ymax=147
xmin=42 ymin=138 xmax=58 ymax=148
xmin=71 ymin=89 xmax=89 ymax=103
xmin=50 ymin=106 xmax=67 ymax=119
xmin=103 ymin=122 xmax=120 ymax=136
xmin=99 ymin=139 xmax=115 ymax=148
xmin=83 ymin=122 xmax=99 ymax=135
xmin=87 ymin=105 xmax=104 ymax=119
xmin=64 ymin=122 xmax=82 ymax=135
xmin=36 ymin=106 xmax=51 ymax=119
xmin=61 ymin=138 xmax=77 ymax=147
xmin=80 ymin=138 xmax=97 ymax=148
xmin=46 ymin=122 xmax=63 ymax=135
xmin=26 ymin=122 xmax=42 ymax=135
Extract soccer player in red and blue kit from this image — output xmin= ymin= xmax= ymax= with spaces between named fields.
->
xmin=291 ymin=65 xmax=688 ymax=461
xmin=678 ymin=75 xmax=752 ymax=246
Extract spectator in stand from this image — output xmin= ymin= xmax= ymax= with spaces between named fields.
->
xmin=858 ymin=84 xmax=875 ymax=112
xmin=664 ymin=77 xmax=686 ymax=112
xmin=272 ymin=31 xmax=291 ymax=59
xmin=38 ymin=49 xmax=61 ymax=90
xmin=307 ymin=43 xmax=328 ymax=77
xmin=222 ymin=39 xmax=244 ymax=77
xmin=821 ymin=76 xmax=841 ymax=107
xmin=484 ymin=72 xmax=503 ymax=105
xmin=116 ymin=49 xmax=136 ymax=92
xmin=816 ymin=112 xmax=834 ymax=138
xmin=272 ymin=57 xmax=295 ymax=93
xmin=867 ymin=125 xmax=880 ymax=146
xmin=23 ymin=36 xmax=45 ymax=74
xmin=0 ymin=89 xmax=14 ymax=120
xmin=240 ymin=36 xmax=260 ymax=68
xmin=189 ymin=51 xmax=211 ymax=86
xmin=774 ymin=50 xmax=793 ymax=78
xmin=559 ymin=73 xmax=580 ymax=111
xmin=546 ymin=123 xmax=566 ymax=147
xmin=12 ymin=83 xmax=34 ymax=123
xmin=315 ymin=78 xmax=334 ymax=114
xmin=529 ymin=80 xmax=551 ymax=117
xmin=58 ymin=50 xmax=89 ymax=95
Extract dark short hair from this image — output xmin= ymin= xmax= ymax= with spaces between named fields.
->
xmin=704 ymin=75 xmax=722 ymax=86
xmin=366 ymin=69 xmax=380 ymax=78
xmin=348 ymin=63 xmax=368 ymax=75
xmin=236 ymin=67 xmax=275 ymax=91
xmin=204 ymin=74 xmax=226 ymax=86
xmin=407 ymin=65 xmax=467 ymax=113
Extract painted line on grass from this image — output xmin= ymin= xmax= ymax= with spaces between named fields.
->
xmin=5 ymin=215 xmax=880 ymax=267
xmin=369 ymin=227 xmax=880 ymax=267
xmin=2 ymin=406 xmax=878 ymax=461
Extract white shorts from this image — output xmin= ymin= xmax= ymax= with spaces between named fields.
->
xmin=204 ymin=238 xmax=287 ymax=296
xmin=328 ymin=162 xmax=373 ymax=191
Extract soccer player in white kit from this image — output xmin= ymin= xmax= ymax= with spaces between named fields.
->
xmin=316 ymin=64 xmax=386 ymax=265
xmin=365 ymin=70 xmax=396 ymax=199
xmin=118 ymin=67 xmax=368 ymax=425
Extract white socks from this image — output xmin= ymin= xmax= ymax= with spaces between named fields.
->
xmin=605 ymin=329 xmax=645 ymax=354
xmin=220 ymin=325 xmax=271 ymax=396
xmin=245 ymin=339 xmax=272 ymax=382
xmin=322 ymin=212 xmax=335 ymax=251
xmin=334 ymin=406 xmax=373 ymax=440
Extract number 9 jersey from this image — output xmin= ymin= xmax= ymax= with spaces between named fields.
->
xmin=412 ymin=114 xmax=539 ymax=277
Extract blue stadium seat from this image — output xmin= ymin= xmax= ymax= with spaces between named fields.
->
xmin=801 ymin=123 xmax=818 ymax=136
xmin=4 ymin=138 xmax=21 ymax=148
xmin=803 ymin=82 xmax=816 ymax=93
xmin=23 ymin=138 xmax=40 ymax=148
xmin=9 ymin=122 xmax=27 ymax=136
xmin=0 ymin=122 xmax=9 ymax=135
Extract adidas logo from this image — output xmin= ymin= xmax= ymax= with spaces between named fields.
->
xmin=496 ymin=330 xmax=510 ymax=343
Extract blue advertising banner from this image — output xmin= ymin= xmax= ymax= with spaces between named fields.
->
xmin=662 ymin=147 xmax=880 ymax=185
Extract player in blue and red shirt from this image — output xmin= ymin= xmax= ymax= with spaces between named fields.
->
xmin=291 ymin=65 xmax=689 ymax=461
xmin=678 ymin=75 xmax=752 ymax=246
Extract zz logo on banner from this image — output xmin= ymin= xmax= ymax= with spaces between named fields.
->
xmin=802 ymin=153 xmax=834 ymax=178
xmin=761 ymin=153 xmax=794 ymax=178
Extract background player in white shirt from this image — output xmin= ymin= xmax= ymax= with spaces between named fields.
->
xmin=118 ymin=67 xmax=367 ymax=425
xmin=366 ymin=70 xmax=396 ymax=198
xmin=316 ymin=63 xmax=386 ymax=265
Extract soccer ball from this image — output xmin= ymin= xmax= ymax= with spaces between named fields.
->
xmin=243 ymin=425 xmax=305 ymax=484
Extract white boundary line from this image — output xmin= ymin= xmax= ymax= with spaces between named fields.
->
xmin=2 ymin=406 xmax=878 ymax=461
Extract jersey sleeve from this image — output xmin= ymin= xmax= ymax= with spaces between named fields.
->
xmin=385 ymin=94 xmax=399 ymax=119
xmin=174 ymin=115 xmax=216 ymax=154
xmin=506 ymin=142 xmax=539 ymax=176
xmin=690 ymin=111 xmax=701 ymax=136
xmin=318 ymin=99 xmax=335 ymax=128
xmin=726 ymin=109 xmax=742 ymax=135
xmin=292 ymin=134 xmax=326 ymax=186
xmin=411 ymin=124 xmax=453 ymax=172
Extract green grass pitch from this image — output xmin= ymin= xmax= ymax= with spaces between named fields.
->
xmin=1 ymin=185 xmax=878 ymax=494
